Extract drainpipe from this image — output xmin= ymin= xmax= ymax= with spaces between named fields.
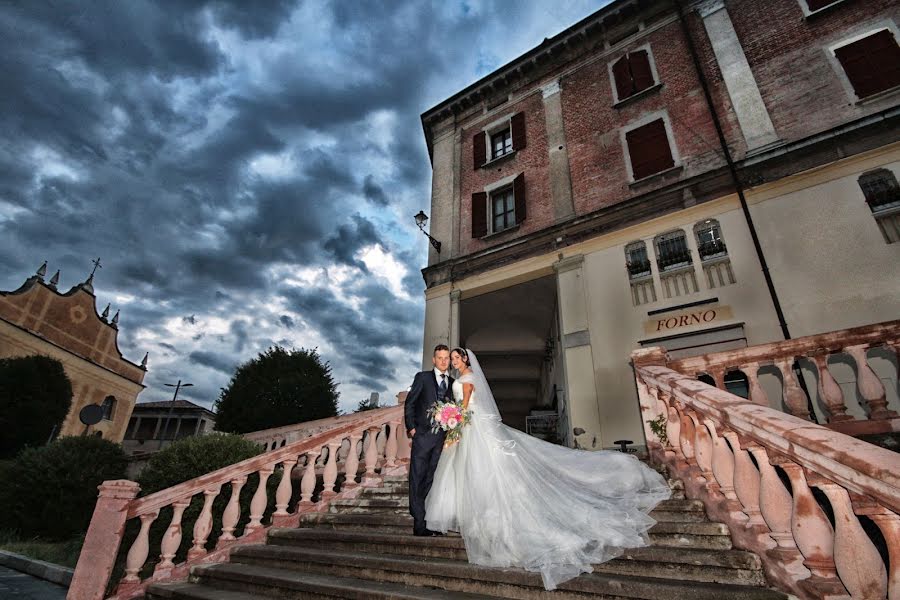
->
xmin=675 ymin=2 xmax=820 ymax=421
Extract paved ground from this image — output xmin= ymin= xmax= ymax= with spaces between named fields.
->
xmin=0 ymin=565 xmax=68 ymax=599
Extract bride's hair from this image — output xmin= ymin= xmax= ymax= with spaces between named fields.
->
xmin=451 ymin=347 xmax=470 ymax=366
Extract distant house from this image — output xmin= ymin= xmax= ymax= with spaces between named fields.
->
xmin=123 ymin=399 xmax=216 ymax=455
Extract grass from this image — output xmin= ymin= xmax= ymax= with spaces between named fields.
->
xmin=0 ymin=530 xmax=84 ymax=569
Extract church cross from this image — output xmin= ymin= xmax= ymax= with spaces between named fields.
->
xmin=89 ymin=257 xmax=102 ymax=278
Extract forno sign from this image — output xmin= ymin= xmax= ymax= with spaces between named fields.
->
xmin=643 ymin=305 xmax=734 ymax=335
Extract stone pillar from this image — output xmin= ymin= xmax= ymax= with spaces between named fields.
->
xmin=698 ymin=0 xmax=779 ymax=152
xmin=422 ymin=286 xmax=452 ymax=368
xmin=429 ymin=119 xmax=457 ymax=265
xmin=541 ymin=80 xmax=575 ymax=222
xmin=449 ymin=289 xmax=462 ymax=349
xmin=554 ymin=255 xmax=602 ymax=449
xmin=68 ymin=480 xmax=140 ymax=600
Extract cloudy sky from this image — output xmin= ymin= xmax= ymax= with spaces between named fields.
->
xmin=0 ymin=0 xmax=603 ymax=414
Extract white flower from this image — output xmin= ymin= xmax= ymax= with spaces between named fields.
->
xmin=447 ymin=418 xmax=459 ymax=429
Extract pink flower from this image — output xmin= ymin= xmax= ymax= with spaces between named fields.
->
xmin=447 ymin=417 xmax=458 ymax=429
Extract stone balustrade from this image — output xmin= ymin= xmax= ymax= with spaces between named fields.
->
xmin=667 ymin=320 xmax=900 ymax=436
xmin=68 ymin=405 xmax=410 ymax=600
xmin=634 ymin=346 xmax=900 ymax=600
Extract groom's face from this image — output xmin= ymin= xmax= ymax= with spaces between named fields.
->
xmin=432 ymin=349 xmax=450 ymax=373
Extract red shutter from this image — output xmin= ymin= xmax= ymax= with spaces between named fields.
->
xmin=629 ymin=50 xmax=655 ymax=93
xmin=513 ymin=174 xmax=526 ymax=224
xmin=473 ymin=131 xmax=486 ymax=169
xmin=626 ymin=119 xmax=674 ymax=180
xmin=612 ymin=55 xmax=632 ymax=100
xmin=472 ymin=192 xmax=487 ymax=238
xmin=510 ymin=112 xmax=527 ymax=151
xmin=835 ymin=31 xmax=900 ymax=98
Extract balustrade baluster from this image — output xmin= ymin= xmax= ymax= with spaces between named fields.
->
xmin=810 ymin=353 xmax=853 ymax=423
xmin=122 ymin=511 xmax=157 ymax=583
xmin=666 ymin=405 xmax=681 ymax=456
xmin=188 ymin=487 xmax=221 ymax=560
xmin=299 ymin=451 xmax=320 ymax=506
xmin=866 ymin=508 xmax=900 ymax=600
xmin=775 ymin=358 xmax=811 ymax=420
xmin=817 ymin=484 xmax=888 ymax=599
xmin=709 ymin=367 xmax=726 ymax=389
xmin=343 ymin=434 xmax=361 ymax=488
xmin=155 ymin=499 xmax=190 ymax=573
xmin=689 ymin=412 xmax=714 ymax=483
xmin=747 ymin=447 xmax=796 ymax=551
xmin=780 ymin=464 xmax=845 ymax=594
xmin=218 ymin=477 xmax=246 ymax=545
xmin=846 ymin=344 xmax=898 ymax=420
xmin=363 ymin=426 xmax=381 ymax=485
xmin=679 ymin=411 xmax=696 ymax=462
xmin=743 ymin=362 xmax=771 ymax=407
xmin=385 ymin=420 xmax=399 ymax=467
xmin=704 ymin=419 xmax=737 ymax=500
xmin=397 ymin=425 xmax=411 ymax=461
xmin=274 ymin=458 xmax=298 ymax=516
xmin=245 ymin=468 xmax=274 ymax=533
xmin=321 ymin=441 xmax=342 ymax=499
xmin=723 ymin=433 xmax=764 ymax=527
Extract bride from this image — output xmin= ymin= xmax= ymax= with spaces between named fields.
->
xmin=424 ymin=348 xmax=671 ymax=591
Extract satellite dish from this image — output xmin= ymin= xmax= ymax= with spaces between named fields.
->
xmin=79 ymin=404 xmax=103 ymax=426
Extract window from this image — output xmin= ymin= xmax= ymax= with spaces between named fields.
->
xmin=694 ymin=220 xmax=728 ymax=260
xmin=471 ymin=173 xmax=526 ymax=238
xmin=612 ymin=49 xmax=656 ymax=102
xmin=473 ymin=112 xmax=526 ymax=169
xmin=491 ymin=129 xmax=513 ymax=159
xmin=101 ymin=395 xmax=117 ymax=421
xmin=625 ymin=118 xmax=675 ymax=180
xmin=834 ymin=30 xmax=900 ymax=99
xmin=805 ymin=0 xmax=841 ymax=11
xmin=625 ymin=241 xmax=651 ymax=279
xmin=859 ymin=169 xmax=900 ymax=243
xmin=491 ymin=187 xmax=516 ymax=233
xmin=654 ymin=230 xmax=692 ymax=271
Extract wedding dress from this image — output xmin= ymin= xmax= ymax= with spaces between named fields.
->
xmin=424 ymin=350 xmax=671 ymax=590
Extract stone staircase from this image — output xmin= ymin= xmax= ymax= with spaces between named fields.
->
xmin=147 ymin=468 xmax=789 ymax=599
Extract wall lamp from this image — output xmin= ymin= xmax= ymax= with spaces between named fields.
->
xmin=414 ymin=211 xmax=442 ymax=253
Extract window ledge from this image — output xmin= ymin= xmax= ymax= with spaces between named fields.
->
xmin=629 ymin=273 xmax=653 ymax=282
xmin=855 ymin=85 xmax=900 ymax=106
xmin=629 ymin=164 xmax=683 ymax=187
xmin=802 ymin=0 xmax=848 ymax=20
xmin=872 ymin=204 xmax=900 ymax=218
xmin=659 ymin=263 xmax=694 ymax=276
xmin=480 ymin=224 xmax=521 ymax=241
xmin=613 ymin=83 xmax=663 ymax=109
xmin=700 ymin=253 xmax=730 ymax=264
xmin=481 ymin=150 xmax=518 ymax=170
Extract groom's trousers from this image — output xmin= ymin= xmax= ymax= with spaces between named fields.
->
xmin=408 ymin=431 xmax=443 ymax=533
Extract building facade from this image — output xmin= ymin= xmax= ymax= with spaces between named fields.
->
xmin=420 ymin=0 xmax=900 ymax=449
xmin=0 ymin=264 xmax=147 ymax=442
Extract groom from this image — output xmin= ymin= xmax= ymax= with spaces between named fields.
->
xmin=404 ymin=344 xmax=452 ymax=536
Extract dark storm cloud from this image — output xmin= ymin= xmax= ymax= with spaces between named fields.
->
xmin=0 ymin=0 xmax=599 ymax=410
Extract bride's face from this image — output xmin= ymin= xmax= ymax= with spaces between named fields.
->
xmin=450 ymin=352 xmax=465 ymax=370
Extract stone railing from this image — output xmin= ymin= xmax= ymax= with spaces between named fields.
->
xmin=634 ymin=347 xmax=900 ymax=600
xmin=68 ymin=405 xmax=409 ymax=600
xmin=668 ymin=320 xmax=900 ymax=436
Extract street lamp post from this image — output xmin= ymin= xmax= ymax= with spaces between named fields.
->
xmin=414 ymin=211 xmax=442 ymax=253
xmin=161 ymin=379 xmax=193 ymax=444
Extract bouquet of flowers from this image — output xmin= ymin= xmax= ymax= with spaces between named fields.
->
xmin=430 ymin=400 xmax=472 ymax=447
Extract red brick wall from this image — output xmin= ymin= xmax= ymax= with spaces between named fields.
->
xmin=458 ymin=93 xmax=554 ymax=257
xmin=728 ymin=0 xmax=900 ymax=143
xmin=560 ymin=19 xmax=738 ymax=217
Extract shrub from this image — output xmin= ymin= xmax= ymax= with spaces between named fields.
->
xmin=0 ymin=436 xmax=127 ymax=540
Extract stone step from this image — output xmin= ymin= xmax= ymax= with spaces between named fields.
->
xmin=269 ymin=528 xmax=764 ymax=585
xmin=227 ymin=545 xmax=786 ymax=599
xmin=361 ymin=485 xmax=687 ymax=501
xmin=155 ymin=565 xmax=495 ymax=599
xmin=333 ymin=497 xmax=704 ymax=512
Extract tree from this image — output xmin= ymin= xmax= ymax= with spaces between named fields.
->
xmin=0 ymin=436 xmax=127 ymax=539
xmin=356 ymin=395 xmax=380 ymax=412
xmin=0 ymin=355 xmax=73 ymax=459
xmin=214 ymin=346 xmax=339 ymax=434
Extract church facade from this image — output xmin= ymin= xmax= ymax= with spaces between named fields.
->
xmin=419 ymin=0 xmax=900 ymax=449
xmin=0 ymin=263 xmax=147 ymax=442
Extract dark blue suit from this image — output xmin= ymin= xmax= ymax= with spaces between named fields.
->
xmin=404 ymin=369 xmax=452 ymax=533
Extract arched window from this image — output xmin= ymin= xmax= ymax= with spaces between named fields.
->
xmin=101 ymin=396 xmax=117 ymax=421
xmin=859 ymin=169 xmax=900 ymax=244
xmin=654 ymin=230 xmax=691 ymax=271
xmin=624 ymin=241 xmax=651 ymax=279
xmin=693 ymin=219 xmax=727 ymax=260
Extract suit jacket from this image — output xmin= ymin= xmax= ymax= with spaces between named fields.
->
xmin=404 ymin=370 xmax=454 ymax=436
